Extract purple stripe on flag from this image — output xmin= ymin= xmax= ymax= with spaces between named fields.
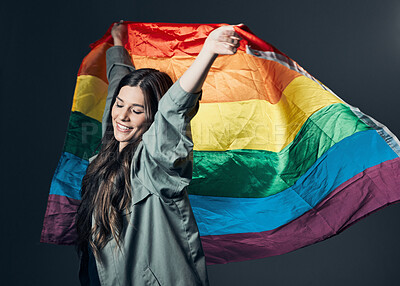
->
xmin=202 ymin=157 xmax=400 ymax=265
xmin=41 ymin=194 xmax=80 ymax=245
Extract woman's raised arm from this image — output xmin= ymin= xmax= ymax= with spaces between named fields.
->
xmin=102 ymin=21 xmax=135 ymax=137
xmin=179 ymin=25 xmax=241 ymax=94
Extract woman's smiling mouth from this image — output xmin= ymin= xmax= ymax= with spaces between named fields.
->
xmin=116 ymin=122 xmax=134 ymax=133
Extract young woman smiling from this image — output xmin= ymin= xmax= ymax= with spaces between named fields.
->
xmin=76 ymin=20 xmax=241 ymax=286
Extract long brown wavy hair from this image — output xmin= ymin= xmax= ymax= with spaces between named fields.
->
xmin=76 ymin=68 xmax=173 ymax=259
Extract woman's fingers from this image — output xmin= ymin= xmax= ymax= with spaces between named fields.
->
xmin=111 ymin=20 xmax=128 ymax=46
xmin=113 ymin=20 xmax=124 ymax=27
xmin=221 ymin=34 xmax=241 ymax=51
xmin=203 ymin=24 xmax=243 ymax=55
xmin=218 ymin=36 xmax=241 ymax=54
xmin=218 ymin=30 xmax=241 ymax=44
xmin=227 ymin=36 xmax=241 ymax=46
xmin=217 ymin=42 xmax=236 ymax=55
xmin=220 ymin=35 xmax=238 ymax=44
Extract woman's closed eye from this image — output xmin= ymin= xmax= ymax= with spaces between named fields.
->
xmin=131 ymin=108 xmax=144 ymax=114
xmin=115 ymin=97 xmax=144 ymax=114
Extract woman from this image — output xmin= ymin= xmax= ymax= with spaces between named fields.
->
xmin=76 ymin=20 xmax=241 ymax=286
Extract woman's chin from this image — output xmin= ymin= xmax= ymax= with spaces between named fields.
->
xmin=114 ymin=131 xmax=134 ymax=143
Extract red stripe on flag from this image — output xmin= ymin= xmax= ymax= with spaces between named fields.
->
xmin=88 ymin=22 xmax=287 ymax=59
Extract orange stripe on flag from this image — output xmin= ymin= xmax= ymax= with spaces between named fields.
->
xmin=78 ymin=42 xmax=112 ymax=83
xmin=132 ymin=51 xmax=300 ymax=104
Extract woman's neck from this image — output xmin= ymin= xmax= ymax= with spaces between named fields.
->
xmin=119 ymin=142 xmax=128 ymax=152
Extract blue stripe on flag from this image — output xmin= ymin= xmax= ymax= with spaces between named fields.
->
xmin=190 ymin=129 xmax=398 ymax=236
xmin=49 ymin=152 xmax=88 ymax=200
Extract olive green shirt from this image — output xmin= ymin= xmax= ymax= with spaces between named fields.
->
xmin=92 ymin=46 xmax=210 ymax=286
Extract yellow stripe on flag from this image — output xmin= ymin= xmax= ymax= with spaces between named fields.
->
xmin=192 ymin=75 xmax=343 ymax=152
xmin=71 ymin=57 xmax=341 ymax=152
xmin=71 ymin=75 xmax=108 ymax=122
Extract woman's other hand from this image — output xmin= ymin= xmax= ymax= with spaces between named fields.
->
xmin=111 ymin=20 xmax=128 ymax=46
xmin=202 ymin=25 xmax=242 ymax=56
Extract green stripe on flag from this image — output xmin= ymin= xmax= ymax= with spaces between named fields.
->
xmin=189 ymin=103 xmax=372 ymax=198
xmin=63 ymin=111 xmax=102 ymax=160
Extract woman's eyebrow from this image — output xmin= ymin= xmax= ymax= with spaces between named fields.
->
xmin=116 ymin=96 xmax=144 ymax=108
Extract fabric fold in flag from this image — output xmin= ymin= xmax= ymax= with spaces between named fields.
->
xmin=41 ymin=22 xmax=400 ymax=266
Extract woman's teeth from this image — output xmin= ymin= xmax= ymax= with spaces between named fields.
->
xmin=117 ymin=123 xmax=133 ymax=131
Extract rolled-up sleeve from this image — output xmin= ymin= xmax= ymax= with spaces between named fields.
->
xmin=102 ymin=46 xmax=135 ymax=137
xmin=140 ymin=79 xmax=202 ymax=198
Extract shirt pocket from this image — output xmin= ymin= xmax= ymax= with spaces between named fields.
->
xmin=143 ymin=265 xmax=162 ymax=286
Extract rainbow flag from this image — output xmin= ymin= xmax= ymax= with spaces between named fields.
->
xmin=41 ymin=22 xmax=400 ymax=265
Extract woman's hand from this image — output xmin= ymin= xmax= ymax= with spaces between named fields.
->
xmin=179 ymin=24 xmax=242 ymax=94
xmin=111 ymin=20 xmax=128 ymax=46
xmin=202 ymin=25 xmax=242 ymax=56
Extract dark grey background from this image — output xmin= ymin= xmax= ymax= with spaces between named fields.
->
xmin=1 ymin=0 xmax=400 ymax=285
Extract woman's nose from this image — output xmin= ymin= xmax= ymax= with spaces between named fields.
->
xmin=118 ymin=108 xmax=130 ymax=120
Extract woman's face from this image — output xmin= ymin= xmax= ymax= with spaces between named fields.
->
xmin=111 ymin=86 xmax=147 ymax=151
